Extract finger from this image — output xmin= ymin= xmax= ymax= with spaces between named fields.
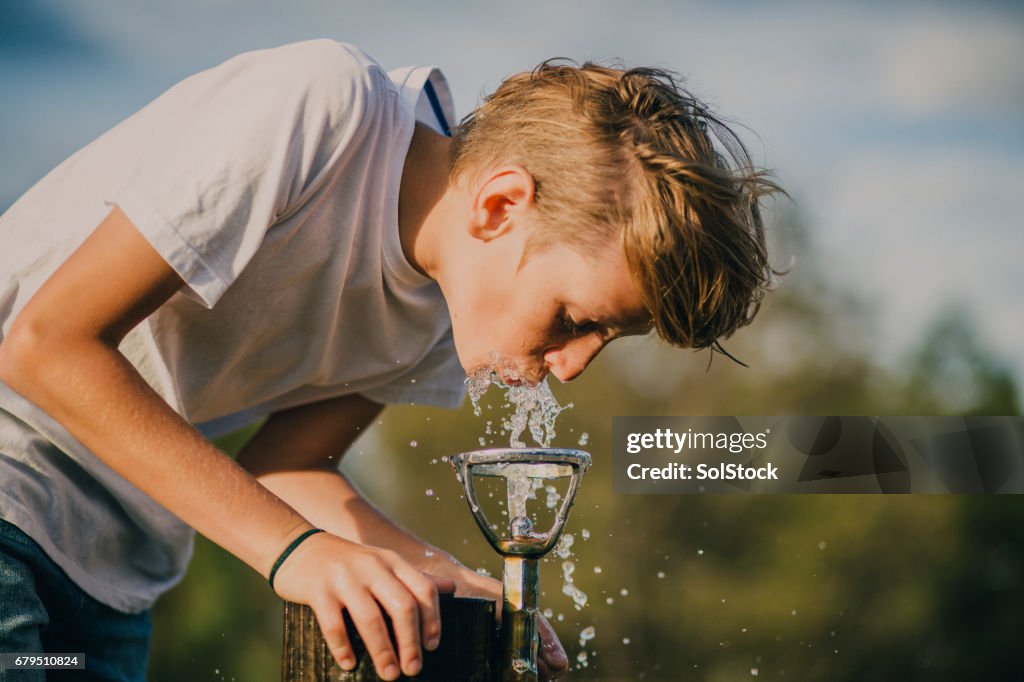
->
xmin=539 ymin=645 xmax=568 ymax=680
xmin=395 ymin=566 xmax=444 ymax=650
xmin=371 ymin=576 xmax=425 ymax=677
xmin=538 ymin=616 xmax=568 ymax=673
xmin=424 ymin=573 xmax=457 ymax=594
xmin=345 ymin=593 xmax=403 ymax=681
xmin=310 ymin=601 xmax=356 ymax=671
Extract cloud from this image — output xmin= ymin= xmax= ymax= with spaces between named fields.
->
xmin=877 ymin=14 xmax=1024 ymax=120
xmin=819 ymin=146 xmax=1024 ymax=371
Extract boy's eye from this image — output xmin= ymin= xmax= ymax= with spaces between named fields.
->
xmin=561 ymin=314 xmax=593 ymax=337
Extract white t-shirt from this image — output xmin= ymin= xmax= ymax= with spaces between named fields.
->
xmin=0 ymin=40 xmax=465 ymax=613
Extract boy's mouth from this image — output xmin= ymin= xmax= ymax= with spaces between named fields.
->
xmin=466 ymin=352 xmax=550 ymax=389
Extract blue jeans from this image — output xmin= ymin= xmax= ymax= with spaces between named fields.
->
xmin=0 ymin=519 xmax=151 ymax=681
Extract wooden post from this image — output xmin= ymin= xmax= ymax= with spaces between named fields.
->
xmin=282 ymin=595 xmax=497 ymax=681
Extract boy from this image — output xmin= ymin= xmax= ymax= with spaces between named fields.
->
xmin=0 ymin=40 xmax=779 ymax=680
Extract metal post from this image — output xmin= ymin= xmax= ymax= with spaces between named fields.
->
xmin=501 ymin=557 xmax=539 ymax=681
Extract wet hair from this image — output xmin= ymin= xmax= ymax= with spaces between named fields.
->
xmin=450 ymin=60 xmax=785 ymax=359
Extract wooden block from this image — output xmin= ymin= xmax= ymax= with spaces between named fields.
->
xmin=282 ymin=594 xmax=497 ymax=681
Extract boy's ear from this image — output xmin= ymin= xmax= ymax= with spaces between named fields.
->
xmin=469 ymin=165 xmax=536 ymax=242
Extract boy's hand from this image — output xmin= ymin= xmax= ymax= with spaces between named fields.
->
xmin=421 ymin=550 xmax=569 ymax=680
xmin=271 ymin=530 xmax=455 ymax=681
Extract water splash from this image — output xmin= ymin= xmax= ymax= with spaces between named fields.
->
xmin=560 ymin=558 xmax=588 ymax=609
xmin=466 ymin=366 xmax=571 ymax=448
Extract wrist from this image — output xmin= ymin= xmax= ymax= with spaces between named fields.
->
xmin=266 ymin=523 xmax=321 ymax=584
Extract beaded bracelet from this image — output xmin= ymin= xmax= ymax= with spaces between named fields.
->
xmin=268 ymin=528 xmax=325 ymax=590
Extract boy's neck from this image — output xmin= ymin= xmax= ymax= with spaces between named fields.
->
xmin=398 ymin=123 xmax=454 ymax=281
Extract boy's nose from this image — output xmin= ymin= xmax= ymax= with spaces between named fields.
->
xmin=544 ymin=336 xmax=605 ymax=383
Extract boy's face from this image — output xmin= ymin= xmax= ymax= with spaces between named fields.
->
xmin=447 ymin=235 xmax=650 ymax=386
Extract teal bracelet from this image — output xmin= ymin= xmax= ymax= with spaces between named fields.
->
xmin=269 ymin=528 xmax=325 ymax=590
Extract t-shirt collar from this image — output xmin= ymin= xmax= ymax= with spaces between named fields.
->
xmin=383 ymin=65 xmax=456 ymax=289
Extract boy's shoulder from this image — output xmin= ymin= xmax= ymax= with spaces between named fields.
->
xmin=220 ymin=39 xmax=387 ymax=92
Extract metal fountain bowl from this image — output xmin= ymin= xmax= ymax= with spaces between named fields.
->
xmin=450 ymin=448 xmax=591 ymax=559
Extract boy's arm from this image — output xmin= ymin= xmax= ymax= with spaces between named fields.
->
xmin=235 ymin=394 xmax=498 ymax=592
xmin=235 ymin=394 xmax=569 ymax=678
xmin=0 ymin=207 xmax=443 ymax=681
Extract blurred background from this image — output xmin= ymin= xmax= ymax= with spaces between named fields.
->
xmin=3 ymin=1 xmax=1022 ymax=680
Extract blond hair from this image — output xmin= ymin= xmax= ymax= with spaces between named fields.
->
xmin=450 ymin=60 xmax=785 ymax=359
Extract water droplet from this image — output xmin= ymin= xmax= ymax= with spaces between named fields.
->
xmin=751 ymin=668 xmax=759 ymax=676
xmin=555 ymin=533 xmax=575 ymax=559
xmin=622 ymin=637 xmax=631 ymax=645
xmin=620 ymin=588 xmax=629 ymax=596
xmin=657 ymin=571 xmax=666 ymax=579
xmin=578 ymin=432 xmax=589 ymax=446
xmin=562 ymin=582 xmax=588 ymax=609
xmin=409 ymin=440 xmax=418 ymax=448
xmin=543 ymin=608 xmax=554 ymax=618
xmin=579 ymin=625 xmax=596 ymax=644
xmin=818 ymin=540 xmax=827 ymax=550
xmin=593 ymin=566 xmax=602 ymax=574
xmin=544 ymin=485 xmax=561 ymax=510
xmin=425 ymin=489 xmax=434 ymax=497
xmin=697 ymin=549 xmax=704 ymax=555
xmin=581 ymin=528 xmax=590 ymax=540
xmin=605 ymin=597 xmax=615 ymax=605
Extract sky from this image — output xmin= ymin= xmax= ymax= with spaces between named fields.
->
xmin=2 ymin=0 xmax=1022 ymax=392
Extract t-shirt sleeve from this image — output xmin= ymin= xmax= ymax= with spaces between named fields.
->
xmin=109 ymin=40 xmax=383 ymax=308
xmin=360 ymin=329 xmax=467 ymax=409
